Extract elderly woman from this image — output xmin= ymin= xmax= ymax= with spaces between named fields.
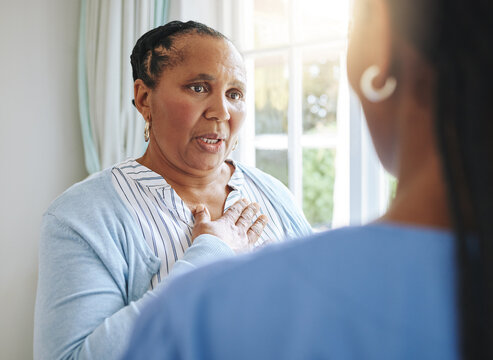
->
xmin=34 ymin=21 xmax=311 ymax=360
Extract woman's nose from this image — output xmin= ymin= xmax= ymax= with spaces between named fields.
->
xmin=204 ymin=95 xmax=231 ymax=121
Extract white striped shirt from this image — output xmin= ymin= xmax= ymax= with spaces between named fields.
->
xmin=111 ymin=159 xmax=288 ymax=288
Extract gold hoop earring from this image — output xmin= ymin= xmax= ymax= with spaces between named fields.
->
xmin=144 ymin=121 xmax=150 ymax=142
xmin=232 ymin=139 xmax=239 ymax=151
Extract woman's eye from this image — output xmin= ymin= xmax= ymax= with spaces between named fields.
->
xmin=229 ymin=91 xmax=243 ymax=100
xmin=189 ymin=85 xmax=207 ymax=93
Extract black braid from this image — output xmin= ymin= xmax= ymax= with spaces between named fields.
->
xmin=388 ymin=0 xmax=493 ymax=358
xmin=433 ymin=1 xmax=493 ymax=358
xmin=130 ymin=20 xmax=226 ymax=89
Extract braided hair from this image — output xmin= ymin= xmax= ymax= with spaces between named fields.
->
xmin=130 ymin=20 xmax=226 ymax=89
xmin=388 ymin=0 xmax=493 ymax=357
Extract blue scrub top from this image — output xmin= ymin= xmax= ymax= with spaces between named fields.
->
xmin=122 ymin=223 xmax=459 ymax=360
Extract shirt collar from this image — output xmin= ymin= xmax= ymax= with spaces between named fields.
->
xmin=225 ymin=159 xmax=245 ymax=191
xmin=116 ymin=159 xmax=170 ymax=189
xmin=117 ymin=158 xmax=245 ymax=191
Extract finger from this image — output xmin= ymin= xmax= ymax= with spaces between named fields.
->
xmin=235 ymin=202 xmax=260 ymax=231
xmin=193 ymin=204 xmax=210 ymax=224
xmin=247 ymin=214 xmax=268 ymax=244
xmin=222 ymin=198 xmax=249 ymax=222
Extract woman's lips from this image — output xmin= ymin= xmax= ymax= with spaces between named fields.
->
xmin=200 ymin=137 xmax=221 ymax=144
xmin=195 ymin=136 xmax=225 ymax=153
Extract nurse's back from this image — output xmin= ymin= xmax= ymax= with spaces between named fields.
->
xmin=127 ymin=224 xmax=458 ymax=360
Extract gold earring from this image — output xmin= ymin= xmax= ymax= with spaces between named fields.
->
xmin=144 ymin=121 xmax=150 ymax=142
xmin=232 ymin=139 xmax=238 ymax=151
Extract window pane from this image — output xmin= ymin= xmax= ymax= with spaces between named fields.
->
xmin=302 ymin=50 xmax=340 ymax=134
xmin=389 ymin=175 xmax=398 ymax=202
xmin=294 ymin=0 xmax=350 ymax=43
xmin=255 ymin=54 xmax=289 ymax=135
xmin=255 ymin=149 xmax=289 ymax=187
xmin=302 ymin=148 xmax=336 ymax=227
xmin=254 ymin=0 xmax=290 ymax=49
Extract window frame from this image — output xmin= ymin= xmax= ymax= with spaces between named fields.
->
xmin=220 ymin=0 xmax=391 ymax=228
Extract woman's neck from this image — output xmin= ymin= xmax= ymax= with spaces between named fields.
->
xmin=380 ymin=152 xmax=451 ymax=230
xmin=136 ymin=150 xmax=234 ymax=220
xmin=378 ymin=89 xmax=452 ymax=230
xmin=136 ymin=150 xmax=232 ymax=191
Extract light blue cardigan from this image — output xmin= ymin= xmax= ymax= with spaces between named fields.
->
xmin=34 ymin=164 xmax=311 ymax=360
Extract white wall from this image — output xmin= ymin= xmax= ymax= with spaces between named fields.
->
xmin=0 ymin=0 xmax=86 ymax=359
xmin=0 ymin=2 xmax=224 ymax=358
xmin=169 ymin=0 xmax=221 ymax=30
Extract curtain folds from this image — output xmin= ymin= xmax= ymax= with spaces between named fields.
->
xmin=78 ymin=0 xmax=169 ymax=174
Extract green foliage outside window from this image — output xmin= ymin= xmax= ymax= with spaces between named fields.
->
xmin=302 ymin=148 xmax=336 ymax=227
xmin=253 ymin=53 xmax=340 ymax=228
xmin=255 ymin=148 xmax=336 ymax=227
xmin=255 ymin=149 xmax=289 ymax=187
xmin=389 ymin=175 xmax=398 ymax=202
xmin=302 ymin=57 xmax=339 ymax=134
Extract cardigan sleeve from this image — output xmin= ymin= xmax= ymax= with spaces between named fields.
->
xmin=170 ymin=234 xmax=234 ymax=277
xmin=34 ymin=213 xmax=233 ymax=360
xmin=237 ymin=162 xmax=313 ymax=238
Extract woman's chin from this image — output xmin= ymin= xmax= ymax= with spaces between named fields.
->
xmin=186 ymin=154 xmax=226 ymax=173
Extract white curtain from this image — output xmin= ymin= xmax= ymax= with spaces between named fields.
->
xmin=78 ymin=0 xmax=169 ymax=174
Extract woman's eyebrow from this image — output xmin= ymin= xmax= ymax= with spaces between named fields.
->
xmin=187 ymin=73 xmax=215 ymax=82
xmin=230 ymin=80 xmax=246 ymax=92
xmin=187 ymin=73 xmax=246 ymax=91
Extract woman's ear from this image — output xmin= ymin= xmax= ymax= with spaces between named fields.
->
xmin=347 ymin=0 xmax=395 ymax=95
xmin=370 ymin=0 xmax=394 ymax=87
xmin=134 ymin=79 xmax=151 ymax=120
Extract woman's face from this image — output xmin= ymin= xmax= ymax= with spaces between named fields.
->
xmin=147 ymin=35 xmax=246 ymax=174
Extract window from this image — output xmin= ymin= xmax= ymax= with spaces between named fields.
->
xmin=222 ymin=0 xmax=393 ymax=229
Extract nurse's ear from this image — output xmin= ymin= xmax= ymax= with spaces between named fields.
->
xmin=368 ymin=0 xmax=394 ymax=90
xmin=347 ymin=0 xmax=394 ymax=100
